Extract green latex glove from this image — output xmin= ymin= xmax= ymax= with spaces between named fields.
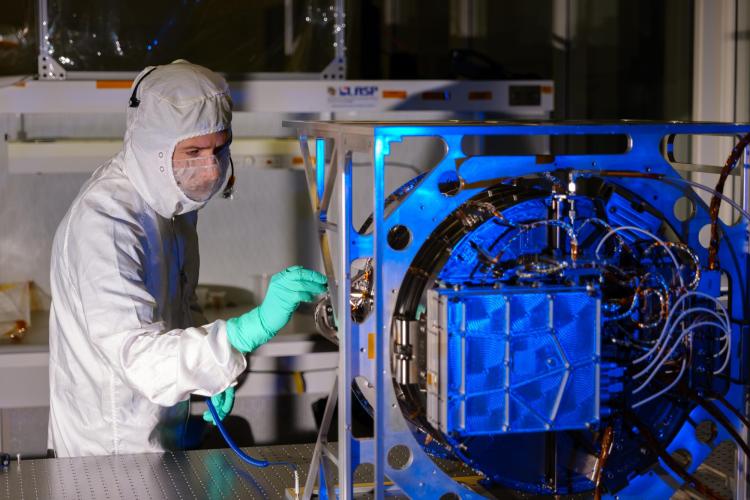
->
xmin=227 ymin=265 xmax=328 ymax=353
xmin=203 ymin=386 xmax=235 ymax=425
xmin=416 ymin=303 xmax=426 ymax=321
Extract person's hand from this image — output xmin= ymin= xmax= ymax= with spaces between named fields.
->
xmin=202 ymin=386 xmax=235 ymax=425
xmin=226 ymin=266 xmax=327 ymax=353
xmin=257 ymin=266 xmax=328 ymax=333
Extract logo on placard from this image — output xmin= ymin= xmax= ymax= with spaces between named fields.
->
xmin=326 ymin=85 xmax=379 ymax=108
xmin=338 ymin=85 xmax=378 ymax=97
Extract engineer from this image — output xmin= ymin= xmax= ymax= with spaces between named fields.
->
xmin=47 ymin=60 xmax=326 ymax=457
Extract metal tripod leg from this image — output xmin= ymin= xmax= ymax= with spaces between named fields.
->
xmin=303 ymin=377 xmax=339 ymax=499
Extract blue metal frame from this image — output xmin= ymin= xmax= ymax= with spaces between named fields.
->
xmin=286 ymin=120 xmax=750 ymax=500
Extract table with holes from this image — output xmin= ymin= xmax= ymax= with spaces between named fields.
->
xmin=0 ymin=443 xmax=325 ymax=500
xmin=2 ymin=439 xmax=736 ymax=499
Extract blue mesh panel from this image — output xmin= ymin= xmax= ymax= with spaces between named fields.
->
xmin=441 ymin=287 xmax=600 ymax=436
xmin=554 ymin=366 xmax=597 ymax=429
xmin=466 ymin=336 xmax=505 ymax=392
xmin=509 ymin=331 xmax=564 ymax=380
xmin=447 ymin=333 xmax=462 ymax=393
xmin=465 ymin=295 xmax=507 ymax=333
xmin=554 ymin=292 xmax=598 ymax=365
xmin=447 ymin=397 xmax=462 ymax=431
xmin=508 ymin=391 xmax=548 ymax=430
xmin=509 ymin=294 xmax=549 ymax=333
xmin=465 ymin=392 xmax=506 ymax=432
xmin=512 ymin=371 xmax=566 ymax=426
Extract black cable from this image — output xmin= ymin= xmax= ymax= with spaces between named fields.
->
xmin=714 ymin=372 xmax=749 ymax=386
xmin=623 ymin=411 xmax=723 ymax=500
xmin=687 ymin=393 xmax=750 ymax=459
xmin=706 ymin=390 xmax=750 ymax=431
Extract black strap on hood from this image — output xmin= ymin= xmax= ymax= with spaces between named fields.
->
xmin=129 ymin=67 xmax=158 ymax=108
xmin=222 ymin=157 xmax=235 ymax=199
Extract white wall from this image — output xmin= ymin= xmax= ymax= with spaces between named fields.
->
xmin=0 ymin=111 xmax=446 ymax=299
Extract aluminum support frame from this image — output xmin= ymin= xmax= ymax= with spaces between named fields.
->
xmin=292 ymin=122 xmax=483 ymax=499
xmin=288 ymin=120 xmax=750 ymax=499
xmin=298 ymin=129 xmax=360 ymax=499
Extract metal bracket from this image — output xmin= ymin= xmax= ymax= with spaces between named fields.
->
xmin=319 ymin=0 xmax=346 ymax=80
xmin=320 ymin=58 xmax=346 ymax=81
xmin=38 ymin=55 xmax=66 ymax=81
xmin=393 ymin=318 xmax=420 ymax=385
xmin=37 ymin=0 xmax=66 ymax=80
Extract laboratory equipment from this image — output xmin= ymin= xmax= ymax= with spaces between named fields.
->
xmin=286 ymin=120 xmax=750 ymax=499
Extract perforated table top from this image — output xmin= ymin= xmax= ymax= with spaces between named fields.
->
xmin=0 ymin=440 xmax=737 ymax=499
xmin=0 ymin=444 xmax=318 ymax=500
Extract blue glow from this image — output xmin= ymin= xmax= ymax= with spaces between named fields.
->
xmin=147 ymin=45 xmax=152 ymax=51
xmin=374 ymin=122 xmax=750 ymax=140
xmin=153 ymin=39 xmax=158 ymax=46
xmin=316 ymin=138 xmax=325 ymax=203
xmin=374 ymin=135 xmax=384 ymax=158
xmin=323 ymin=120 xmax=750 ymax=496
xmin=438 ymin=286 xmax=600 ymax=436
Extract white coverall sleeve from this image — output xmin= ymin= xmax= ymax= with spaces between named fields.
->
xmin=67 ymin=206 xmax=246 ymax=406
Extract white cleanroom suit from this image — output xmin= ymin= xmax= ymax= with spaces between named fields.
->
xmin=48 ymin=61 xmax=246 ymax=457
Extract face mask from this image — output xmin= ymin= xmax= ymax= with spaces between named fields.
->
xmin=172 ymin=149 xmax=230 ymax=202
